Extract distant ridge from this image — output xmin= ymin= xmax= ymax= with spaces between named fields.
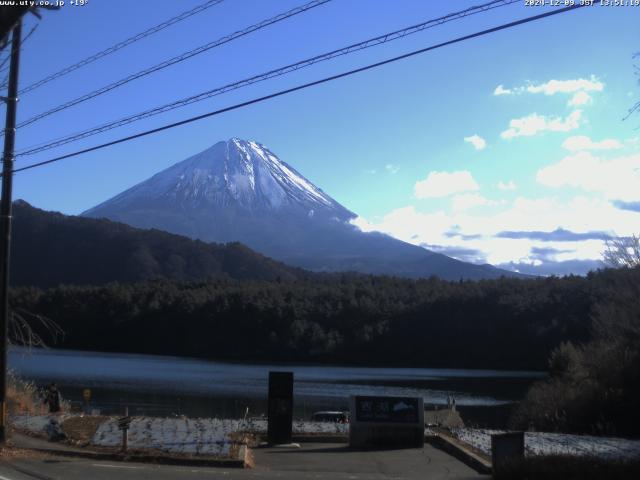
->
xmin=11 ymin=200 xmax=304 ymax=288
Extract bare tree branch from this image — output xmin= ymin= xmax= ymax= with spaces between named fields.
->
xmin=625 ymin=51 xmax=640 ymax=121
xmin=603 ymin=234 xmax=640 ymax=269
xmin=9 ymin=307 xmax=64 ymax=350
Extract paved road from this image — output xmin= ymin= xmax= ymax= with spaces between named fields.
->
xmin=0 ymin=443 xmax=486 ymax=479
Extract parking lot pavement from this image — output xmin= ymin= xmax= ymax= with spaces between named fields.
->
xmin=251 ymin=442 xmax=486 ymax=479
xmin=0 ymin=442 xmax=486 ymax=479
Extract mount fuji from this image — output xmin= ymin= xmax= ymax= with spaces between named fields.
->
xmin=83 ymin=138 xmax=518 ymax=280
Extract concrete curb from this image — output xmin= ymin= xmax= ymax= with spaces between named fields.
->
xmin=250 ymin=433 xmax=348 ymax=445
xmin=10 ymin=443 xmax=248 ymax=469
xmin=292 ymin=434 xmax=347 ymax=443
xmin=426 ymin=433 xmax=492 ymax=475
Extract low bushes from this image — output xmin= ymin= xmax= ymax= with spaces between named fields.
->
xmin=493 ymin=455 xmax=640 ymax=480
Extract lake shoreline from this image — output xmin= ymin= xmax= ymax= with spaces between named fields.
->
xmin=9 ymin=345 xmax=546 ymax=377
xmin=9 ymin=346 xmax=543 ymax=423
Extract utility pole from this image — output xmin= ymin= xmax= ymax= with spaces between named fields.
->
xmin=0 ymin=18 xmax=21 ymax=444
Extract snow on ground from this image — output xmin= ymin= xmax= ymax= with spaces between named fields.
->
xmin=93 ymin=417 xmax=239 ymax=456
xmin=16 ymin=415 xmax=638 ymax=461
xmin=243 ymin=418 xmax=348 ymax=435
xmin=11 ymin=415 xmax=347 ymax=457
xmin=12 ymin=414 xmax=240 ymax=456
xmin=450 ymin=428 xmax=640 ymax=460
xmin=11 ymin=414 xmax=71 ymax=433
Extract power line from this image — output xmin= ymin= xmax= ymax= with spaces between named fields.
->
xmin=12 ymin=4 xmax=588 ymax=175
xmin=16 ymin=0 xmax=518 ymax=157
xmin=14 ymin=0 xmax=332 ymax=131
xmin=18 ymin=0 xmax=226 ymax=95
xmin=0 ymin=50 xmax=12 ymax=73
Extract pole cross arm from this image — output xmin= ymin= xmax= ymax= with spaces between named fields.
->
xmin=0 ymin=7 xmax=29 ymax=47
xmin=1 ymin=4 xmax=60 ymax=46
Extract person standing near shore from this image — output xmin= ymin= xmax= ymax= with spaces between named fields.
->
xmin=44 ymin=383 xmax=62 ymax=414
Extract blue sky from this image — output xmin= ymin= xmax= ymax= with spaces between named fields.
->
xmin=5 ymin=0 xmax=640 ymax=275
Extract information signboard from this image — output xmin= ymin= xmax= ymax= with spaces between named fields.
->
xmin=350 ymin=395 xmax=424 ymax=448
xmin=354 ymin=396 xmax=420 ymax=423
xmin=267 ymin=371 xmax=293 ymax=445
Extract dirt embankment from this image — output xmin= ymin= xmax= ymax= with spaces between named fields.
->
xmin=61 ymin=416 xmax=109 ymax=445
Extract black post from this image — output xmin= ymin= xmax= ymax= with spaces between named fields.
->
xmin=122 ymin=406 xmax=129 ymax=452
xmin=0 ymin=19 xmax=21 ymax=444
xmin=267 ymin=371 xmax=293 ymax=445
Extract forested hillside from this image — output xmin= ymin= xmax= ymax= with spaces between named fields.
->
xmin=11 ymin=200 xmax=304 ymax=287
xmin=11 ymin=267 xmax=634 ymax=370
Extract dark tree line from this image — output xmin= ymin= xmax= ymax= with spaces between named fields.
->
xmin=11 ymin=267 xmax=635 ymax=372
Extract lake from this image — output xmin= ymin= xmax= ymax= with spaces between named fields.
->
xmin=8 ymin=347 xmax=545 ymax=427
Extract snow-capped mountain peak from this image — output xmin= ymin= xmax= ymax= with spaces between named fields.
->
xmin=85 ymin=138 xmax=354 ymax=221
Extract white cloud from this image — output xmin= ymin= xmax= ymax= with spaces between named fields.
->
xmin=414 ymin=171 xmax=479 ymax=199
xmin=561 ymin=135 xmax=623 ymax=152
xmin=350 ymin=215 xmax=378 ymax=233
xmin=451 ymin=193 xmax=499 ymax=212
xmin=536 ymin=151 xmax=640 ymax=202
xmin=494 ymin=84 xmax=512 ymax=95
xmin=526 ymin=76 xmax=604 ymax=95
xmin=385 ymin=164 xmax=399 ymax=174
xmin=568 ymin=91 xmax=592 ymax=107
xmin=501 ymin=110 xmax=582 ymax=139
xmin=350 ymin=194 xmax=639 ymax=269
xmin=497 ymin=180 xmax=517 ymax=190
xmin=464 ymin=134 xmax=487 ymax=151
xmin=495 ymin=77 xmax=604 ymax=106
